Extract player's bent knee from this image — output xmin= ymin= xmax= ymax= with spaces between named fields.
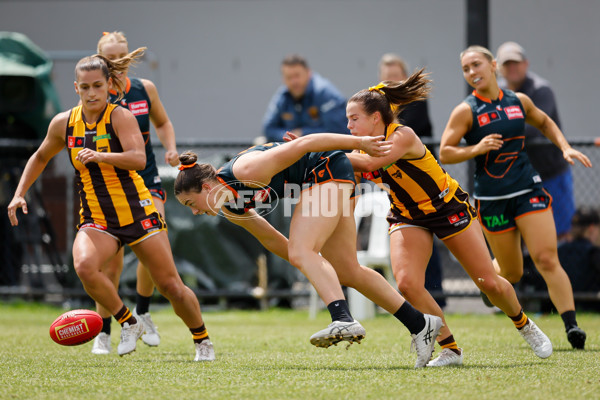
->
xmin=155 ymin=279 xmax=185 ymax=302
xmin=531 ymin=251 xmax=559 ymax=272
xmin=478 ymin=278 xmax=504 ymax=297
xmin=287 ymin=246 xmax=313 ymax=270
xmin=73 ymin=258 xmax=100 ymax=282
xmin=395 ymin=274 xmax=422 ymax=298
xmin=501 ymin=270 xmax=523 ymax=284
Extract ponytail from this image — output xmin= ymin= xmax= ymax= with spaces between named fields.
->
xmin=350 ymin=68 xmax=431 ymax=125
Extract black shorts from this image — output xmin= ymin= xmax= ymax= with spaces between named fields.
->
xmin=387 ymin=186 xmax=477 ymax=240
xmin=303 ymin=151 xmax=357 ymax=197
xmin=78 ymin=212 xmax=167 ymax=247
xmin=476 ymin=187 xmax=552 ymax=234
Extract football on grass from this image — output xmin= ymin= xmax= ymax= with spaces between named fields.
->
xmin=49 ymin=309 xmax=102 ymax=346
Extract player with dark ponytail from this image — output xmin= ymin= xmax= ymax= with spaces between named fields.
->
xmin=345 ymin=68 xmax=553 ymax=365
xmin=175 ymin=133 xmax=444 ymax=369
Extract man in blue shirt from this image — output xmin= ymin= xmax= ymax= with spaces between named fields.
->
xmin=262 ymin=54 xmax=349 ymax=142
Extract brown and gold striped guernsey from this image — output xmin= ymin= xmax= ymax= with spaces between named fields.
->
xmin=66 ymin=104 xmax=157 ymax=228
xmin=362 ymin=123 xmax=460 ymax=221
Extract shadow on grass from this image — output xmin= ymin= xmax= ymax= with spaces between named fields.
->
xmin=553 ymin=347 xmax=599 ymax=353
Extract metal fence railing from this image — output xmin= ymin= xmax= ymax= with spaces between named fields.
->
xmin=1 ymin=138 xmax=599 ymax=311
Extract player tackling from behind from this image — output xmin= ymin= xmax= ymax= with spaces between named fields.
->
xmin=174 ymin=133 xmax=445 ymax=368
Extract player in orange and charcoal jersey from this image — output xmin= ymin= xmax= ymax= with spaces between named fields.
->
xmin=345 ymin=68 xmax=553 ymax=366
xmin=7 ymin=50 xmax=213 ymax=361
xmin=440 ymin=45 xmax=591 ymax=350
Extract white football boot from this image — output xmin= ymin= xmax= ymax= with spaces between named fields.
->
xmin=117 ymin=319 xmax=144 ymax=356
xmin=427 ymin=348 xmax=463 ymax=367
xmin=309 ymin=320 xmax=366 ymax=348
xmin=91 ymin=332 xmax=111 ymax=355
xmin=133 ymin=308 xmax=160 ymax=347
xmin=194 ymin=340 xmax=216 ymax=361
xmin=411 ymin=314 xmax=443 ymax=368
xmin=519 ymin=319 xmax=553 ymax=358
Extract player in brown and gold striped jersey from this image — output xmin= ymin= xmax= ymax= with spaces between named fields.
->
xmin=7 ymin=50 xmax=213 ymax=361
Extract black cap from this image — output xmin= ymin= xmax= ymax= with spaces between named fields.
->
xmin=572 ymin=207 xmax=600 ymax=226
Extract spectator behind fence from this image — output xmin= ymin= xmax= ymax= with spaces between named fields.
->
xmin=440 ymin=45 xmax=592 ymax=350
xmin=558 ymin=208 xmax=600 ymax=311
xmin=378 ymin=53 xmax=445 ymax=309
xmin=262 ymin=54 xmax=349 ymax=142
xmin=496 ymin=41 xmax=575 ymax=241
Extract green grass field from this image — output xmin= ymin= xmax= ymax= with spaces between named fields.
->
xmin=0 ymin=302 xmax=598 ymax=400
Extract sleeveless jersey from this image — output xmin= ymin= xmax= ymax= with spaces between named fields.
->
xmin=66 ymin=104 xmax=157 ymax=228
xmin=463 ymin=89 xmax=542 ymax=199
xmin=109 ymin=77 xmax=159 ymax=188
xmin=361 ymin=123 xmax=460 ymax=221
xmin=217 ymin=142 xmax=352 ymax=215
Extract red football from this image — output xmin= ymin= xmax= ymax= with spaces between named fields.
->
xmin=49 ymin=309 xmax=103 ymax=346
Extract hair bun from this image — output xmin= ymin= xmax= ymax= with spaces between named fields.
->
xmin=179 ymin=150 xmax=198 ymax=166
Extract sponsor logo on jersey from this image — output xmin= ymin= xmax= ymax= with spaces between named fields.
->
xmin=477 ymin=111 xmax=501 ymax=127
xmin=438 ymin=187 xmax=450 ymax=199
xmin=128 ymin=100 xmax=149 ymax=116
xmin=529 ymin=196 xmax=547 ymax=208
xmin=483 ymin=214 xmax=509 ymax=228
xmin=93 ymin=134 xmax=111 ymax=142
xmin=139 ymin=199 xmax=153 ymax=207
xmin=504 ymin=105 xmax=524 ymax=120
xmin=362 ymin=170 xmax=382 ymax=180
xmin=68 ymin=136 xmax=84 ymax=148
xmin=447 ymin=211 xmax=469 ymax=226
xmin=141 ymin=216 xmax=159 ymax=230
xmin=80 ymin=222 xmax=107 ymax=230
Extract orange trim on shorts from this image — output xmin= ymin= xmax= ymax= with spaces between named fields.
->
xmin=150 ymin=189 xmax=167 ymax=204
xmin=478 ymin=219 xmax=517 ymax=235
xmin=299 ymin=178 xmax=356 ymax=197
xmin=475 ymin=198 xmax=517 ymax=235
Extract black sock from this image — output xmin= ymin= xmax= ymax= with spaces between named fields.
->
xmin=326 ymin=299 xmax=353 ymax=323
xmin=560 ymin=310 xmax=578 ymax=331
xmin=101 ymin=317 xmax=112 ymax=335
xmin=393 ymin=301 xmax=426 ymax=335
xmin=136 ymin=293 xmax=151 ymax=315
